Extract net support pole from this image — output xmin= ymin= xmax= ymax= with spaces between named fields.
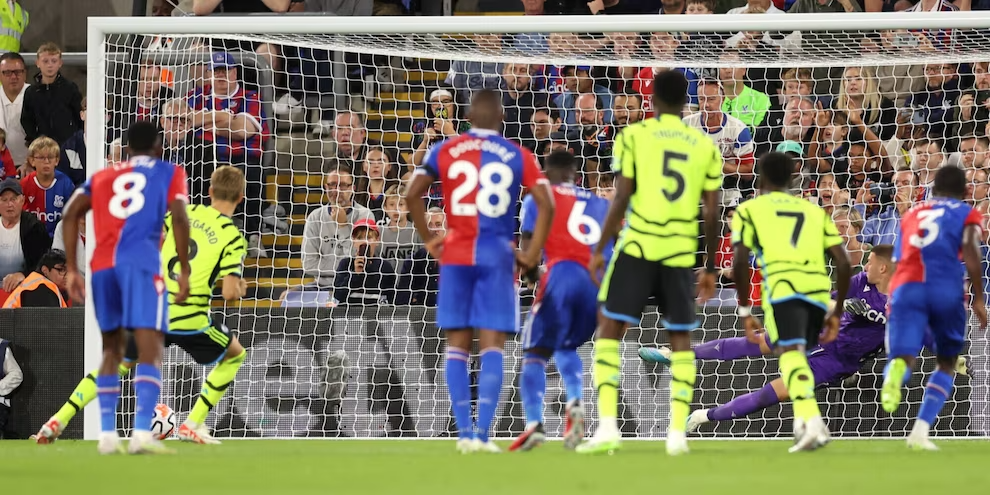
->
xmin=84 ymin=18 xmax=108 ymax=442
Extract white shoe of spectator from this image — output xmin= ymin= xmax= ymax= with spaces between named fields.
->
xmin=247 ymin=234 xmax=269 ymax=258
xmin=262 ymin=204 xmax=289 ymax=235
xmin=274 ymin=94 xmax=305 ymax=124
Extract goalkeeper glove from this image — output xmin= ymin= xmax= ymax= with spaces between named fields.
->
xmin=843 ymin=298 xmax=870 ymax=317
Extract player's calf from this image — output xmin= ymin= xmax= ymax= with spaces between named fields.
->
xmin=181 ymin=337 xmax=246 ymax=444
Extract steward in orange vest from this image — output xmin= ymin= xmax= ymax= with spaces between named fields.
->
xmin=3 ymin=249 xmax=68 ymax=308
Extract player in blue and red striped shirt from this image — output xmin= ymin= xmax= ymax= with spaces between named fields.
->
xmin=883 ymin=165 xmax=988 ymax=451
xmin=509 ymin=150 xmax=612 ymax=452
xmin=61 ymin=121 xmax=191 ymax=455
xmin=406 ymin=89 xmax=555 ymax=453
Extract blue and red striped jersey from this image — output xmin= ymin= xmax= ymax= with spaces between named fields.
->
xmin=21 ymin=170 xmax=76 ymax=237
xmin=891 ymin=197 xmax=983 ymax=294
xmin=419 ymin=128 xmax=548 ymax=267
xmin=186 ymin=84 xmax=267 ymax=161
xmin=520 ymin=183 xmax=612 ymax=271
xmin=81 ymin=156 xmax=188 ymax=273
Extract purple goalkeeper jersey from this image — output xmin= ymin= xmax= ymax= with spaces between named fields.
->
xmin=822 ymin=272 xmax=888 ymax=365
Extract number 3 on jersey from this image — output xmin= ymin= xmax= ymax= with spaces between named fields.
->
xmin=909 ymin=208 xmax=945 ymax=248
xmin=448 ymin=160 xmax=514 ymax=217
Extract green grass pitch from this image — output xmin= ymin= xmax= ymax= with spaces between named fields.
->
xmin=3 ymin=439 xmax=989 ymax=494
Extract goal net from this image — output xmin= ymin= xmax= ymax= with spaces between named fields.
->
xmin=88 ymin=12 xmax=990 ymax=440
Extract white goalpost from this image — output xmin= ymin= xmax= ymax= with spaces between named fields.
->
xmin=84 ymin=12 xmax=990 ymax=441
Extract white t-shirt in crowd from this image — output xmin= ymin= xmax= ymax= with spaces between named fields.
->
xmin=0 ymin=84 xmax=29 ymax=167
xmin=0 ymin=219 xmax=23 ymax=279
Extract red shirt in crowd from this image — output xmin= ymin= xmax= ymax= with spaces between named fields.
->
xmin=716 ymin=232 xmax=762 ymax=306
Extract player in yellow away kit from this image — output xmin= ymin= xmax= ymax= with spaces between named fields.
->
xmin=731 ymin=152 xmax=851 ymax=452
xmin=578 ymin=70 xmax=722 ymax=456
xmin=32 ymin=166 xmax=249 ymax=446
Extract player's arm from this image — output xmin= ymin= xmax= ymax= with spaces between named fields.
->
xmin=730 ymin=212 xmax=762 ymax=343
xmin=406 ymin=170 xmax=435 ymax=244
xmin=962 ymin=223 xmax=988 ymax=328
xmin=220 ymin=235 xmax=248 ymax=301
xmin=828 ymin=243 xmax=852 ymax=312
xmin=518 ymin=150 xmax=554 ymax=270
xmin=167 ymin=168 xmax=192 ymax=302
xmin=61 ymin=190 xmax=91 ymax=276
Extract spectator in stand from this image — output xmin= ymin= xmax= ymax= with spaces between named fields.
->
xmin=0 ymin=1 xmax=27 ymax=54
xmin=728 ymin=0 xmax=782 ymax=12
xmin=719 ymin=50 xmax=770 ymax=130
xmin=131 ymin=64 xmax=175 ymax=123
xmin=333 ymin=218 xmax=396 ymax=305
xmin=20 ymin=137 xmax=74 ymax=238
xmin=57 ymin=97 xmax=87 ymax=186
xmin=912 ymin=138 xmax=945 ymax=193
xmin=775 ymin=140 xmax=813 ymax=194
xmin=160 ymin=98 xmax=193 ymax=181
xmin=21 ymin=43 xmax=83 ymax=146
xmin=0 ymin=178 xmax=51 ymax=292
xmin=0 ymin=129 xmax=15 ymax=180
xmin=632 ymin=33 xmax=699 ymax=118
xmin=0 ymin=335 xmax=22 ymax=438
xmin=52 ymin=216 xmax=84 ymax=278
xmin=957 ymin=135 xmax=989 ymax=170
xmin=832 ymin=206 xmax=871 ymax=272
xmin=832 ymin=67 xmax=898 ymax=141
xmin=411 ymin=90 xmax=470 ymax=167
xmin=659 ymin=0 xmax=687 ymax=13
xmin=725 ymin=1 xmax=801 ymax=57
xmin=395 ymin=207 xmax=444 ymax=306
xmin=816 ymin=172 xmax=850 ymax=217
xmin=333 ymin=110 xmax=368 ymax=164
xmin=554 ymin=66 xmax=614 ymax=132
xmin=192 ymin=0 xmax=288 ymax=76
xmin=686 ymin=0 xmax=715 ymax=13
xmin=761 ymin=96 xmax=816 ymax=156
xmin=905 ymin=62 xmax=961 ymax=144
xmin=302 ymin=162 xmax=374 ymax=288
xmin=0 ymin=52 xmax=28 ymax=171
xmin=860 ymin=169 xmax=917 ymax=246
xmin=967 ymin=168 xmax=990 ymax=205
xmin=808 ymin=110 xmax=848 ymax=174
xmin=788 ymin=0 xmax=861 ymax=12
xmin=379 ymin=184 xmax=420 ymax=267
xmin=524 ymin=107 xmax=562 ymax=156
xmin=599 ymin=32 xmax=643 ymax=96
xmin=2 ymin=248 xmax=68 ymax=308
xmin=611 ymin=92 xmax=644 ymax=133
xmin=765 ymin=68 xmax=814 ymax=132
xmin=959 ymin=61 xmax=990 ymax=131
xmin=684 ymin=78 xmax=756 ymax=203
xmin=570 ymin=93 xmax=613 ymax=188
xmin=187 ymin=51 xmax=268 ymax=255
xmin=589 ymin=0 xmax=667 ymax=13
xmin=354 ymin=146 xmax=400 ymax=220
xmin=445 ymin=34 xmax=504 ymax=103
xmin=501 ymin=63 xmax=546 ymax=144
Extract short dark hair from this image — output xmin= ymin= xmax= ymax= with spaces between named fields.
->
xmin=0 ymin=52 xmax=25 ymax=66
xmin=546 ymin=150 xmax=577 ymax=171
xmin=37 ymin=249 xmax=67 ymax=272
xmin=932 ymin=165 xmax=967 ymax=199
xmin=652 ymin=70 xmax=689 ymax=109
xmin=326 ymin=159 xmax=353 ymax=177
xmin=757 ymin=152 xmax=794 ymax=188
xmin=870 ymin=244 xmax=894 ymax=261
xmin=125 ymin=120 xmax=161 ymax=154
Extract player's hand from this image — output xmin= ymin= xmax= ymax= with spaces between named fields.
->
xmin=960 ymin=93 xmax=976 ymax=120
xmin=973 ymin=298 xmax=989 ymax=329
xmin=696 ymin=270 xmax=716 ymax=303
xmin=238 ymin=278 xmax=248 ymax=298
xmin=436 ymin=118 xmax=457 ymax=137
xmin=820 ymin=309 xmax=841 ymax=344
xmin=65 ymin=269 xmax=86 ymax=304
xmin=2 ymin=272 xmax=24 ymax=292
xmin=515 ymin=249 xmax=540 ymax=275
xmin=174 ymin=264 xmax=191 ymax=304
xmin=425 ymin=235 xmax=444 ymax=260
xmin=843 ymin=298 xmax=870 ymax=317
xmin=353 ymin=256 xmax=366 ymax=274
xmin=588 ymin=251 xmax=605 ymax=287
xmin=742 ymin=315 xmax=763 ymax=344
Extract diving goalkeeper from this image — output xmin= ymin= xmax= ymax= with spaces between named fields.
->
xmin=32 ymin=166 xmax=249 ymax=445
xmin=641 ymin=244 xmax=967 ymax=430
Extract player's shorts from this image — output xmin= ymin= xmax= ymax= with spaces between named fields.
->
xmin=91 ymin=267 xmax=168 ymax=332
xmin=764 ymin=299 xmax=826 ymax=348
xmin=888 ymin=283 xmax=968 ymax=358
xmin=522 ymin=261 xmax=598 ymax=351
xmin=598 ymin=252 xmax=697 ymax=330
xmin=806 ymin=347 xmax=862 ymax=388
xmin=437 ymin=264 xmax=518 ymax=333
xmin=124 ymin=322 xmax=234 ymax=365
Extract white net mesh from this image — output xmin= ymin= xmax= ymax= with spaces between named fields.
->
xmin=97 ymin=15 xmax=990 ymax=439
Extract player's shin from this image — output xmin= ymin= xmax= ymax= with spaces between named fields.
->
xmin=779 ymin=350 xmax=820 ymax=421
xmin=187 ymin=349 xmax=246 ymax=426
xmin=694 ymin=335 xmax=768 ymax=361
xmin=520 ymin=352 xmax=548 ymax=426
xmin=476 ymin=347 xmax=505 ymax=443
xmin=592 ymin=338 xmax=621 ymax=436
xmin=708 ymin=382 xmax=781 ymax=422
xmin=915 ymin=364 xmax=955 ymax=435
xmin=553 ymin=349 xmax=584 ymax=405
xmin=445 ymin=347 xmax=474 ymax=440
xmin=668 ymin=348 xmax=697 ymax=434
xmin=133 ymin=363 xmax=162 ymax=432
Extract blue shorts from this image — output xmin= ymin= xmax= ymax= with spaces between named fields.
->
xmin=522 ymin=262 xmax=598 ymax=351
xmin=887 ymin=283 xmax=968 ymax=358
xmin=91 ymin=267 xmax=168 ymax=332
xmin=437 ymin=264 xmax=518 ymax=333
